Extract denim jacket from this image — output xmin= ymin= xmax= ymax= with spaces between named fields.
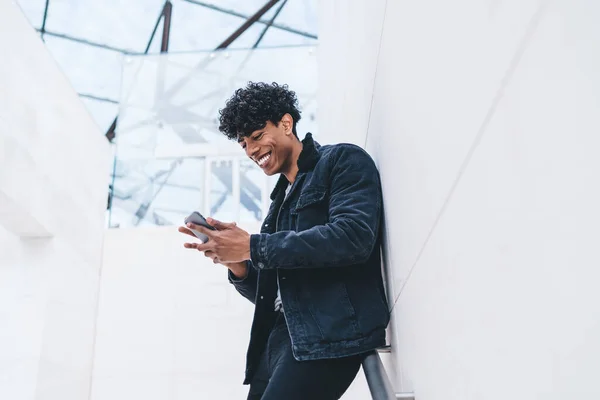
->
xmin=229 ymin=133 xmax=390 ymax=384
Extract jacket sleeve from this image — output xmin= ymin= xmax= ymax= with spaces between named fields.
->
xmin=249 ymin=145 xmax=382 ymax=270
xmin=227 ymin=260 xmax=258 ymax=304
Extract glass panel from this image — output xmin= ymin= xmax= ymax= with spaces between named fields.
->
xmin=15 ymin=0 xmax=46 ymax=29
xmin=239 ymin=158 xmax=266 ymax=224
xmin=210 ymin=159 xmax=235 ymax=222
xmin=43 ymin=36 xmax=123 ymax=101
xmin=117 ymin=46 xmax=319 ymax=152
xmin=110 ymin=45 xmax=318 ymax=228
xmin=44 ymin=0 xmax=165 ymax=51
xmin=272 ymin=0 xmax=318 ymax=36
xmin=109 ymin=157 xmax=205 ymax=228
xmin=169 ymin=1 xmax=266 ymax=52
xmin=195 ymin=0 xmax=282 ymax=17
xmin=80 ymin=98 xmax=119 ymax=132
xmin=258 ymin=27 xmax=318 ymax=47
xmin=15 ymin=0 xmax=317 ymax=136
xmin=196 ymin=0 xmax=319 ymax=35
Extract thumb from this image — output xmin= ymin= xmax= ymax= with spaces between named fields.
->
xmin=206 ymin=217 xmax=237 ymax=230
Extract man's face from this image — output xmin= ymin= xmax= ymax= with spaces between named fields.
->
xmin=238 ymin=115 xmax=294 ymax=176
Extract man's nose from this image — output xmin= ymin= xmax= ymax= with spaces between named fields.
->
xmin=246 ymin=143 xmax=259 ymax=158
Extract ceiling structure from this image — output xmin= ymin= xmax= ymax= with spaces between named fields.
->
xmin=15 ymin=0 xmax=318 ymax=133
xmin=111 ymin=45 xmax=318 ymax=227
xmin=15 ymin=0 xmax=319 ymax=229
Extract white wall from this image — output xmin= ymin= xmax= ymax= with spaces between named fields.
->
xmin=91 ymin=226 xmax=255 ymax=400
xmin=0 ymin=1 xmax=111 ymax=399
xmin=319 ymin=0 xmax=600 ymax=399
xmin=93 ymin=225 xmax=375 ymax=399
xmin=317 ymin=0 xmax=387 ymax=147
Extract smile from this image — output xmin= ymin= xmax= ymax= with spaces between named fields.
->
xmin=257 ymin=152 xmax=272 ymax=167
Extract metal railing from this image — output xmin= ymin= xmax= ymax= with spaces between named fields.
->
xmin=361 ymin=350 xmax=415 ymax=400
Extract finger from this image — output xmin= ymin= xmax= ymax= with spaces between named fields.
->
xmin=194 ymin=241 xmax=213 ymax=253
xmin=186 ymin=222 xmax=215 ymax=238
xmin=178 ymin=226 xmax=197 ymax=238
xmin=202 ymin=250 xmax=220 ymax=264
xmin=199 ymin=248 xmax=219 ymax=263
xmin=183 ymin=241 xmax=213 ymax=251
xmin=206 ymin=217 xmax=236 ymax=230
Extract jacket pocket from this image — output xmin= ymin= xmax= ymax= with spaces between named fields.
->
xmin=298 ymin=275 xmax=362 ymax=343
xmin=291 ymin=186 xmax=328 ymax=231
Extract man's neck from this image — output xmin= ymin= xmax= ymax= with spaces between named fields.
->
xmin=282 ymin=140 xmax=303 ymax=183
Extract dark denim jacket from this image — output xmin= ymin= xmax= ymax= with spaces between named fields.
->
xmin=229 ymin=133 xmax=390 ymax=384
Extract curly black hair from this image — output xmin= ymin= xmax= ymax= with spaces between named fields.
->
xmin=218 ymin=82 xmax=302 ymax=140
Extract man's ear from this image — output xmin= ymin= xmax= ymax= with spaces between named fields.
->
xmin=281 ymin=113 xmax=293 ymax=135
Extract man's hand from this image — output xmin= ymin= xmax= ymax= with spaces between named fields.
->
xmin=178 ymin=217 xmax=251 ymax=265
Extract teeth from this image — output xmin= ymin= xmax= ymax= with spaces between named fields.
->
xmin=258 ymin=153 xmax=271 ymax=166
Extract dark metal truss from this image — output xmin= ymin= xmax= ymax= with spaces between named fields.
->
xmin=181 ymin=0 xmax=317 ymax=40
xmin=31 ymin=0 xmax=317 ymax=124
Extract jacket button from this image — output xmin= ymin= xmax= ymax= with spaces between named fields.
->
xmin=257 ymin=262 xmax=265 ymax=269
xmin=260 ymin=296 xmax=264 ymax=300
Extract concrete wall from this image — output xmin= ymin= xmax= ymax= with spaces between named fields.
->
xmin=0 ymin=1 xmax=111 ymax=399
xmin=319 ymin=0 xmax=600 ymax=398
xmin=93 ymin=225 xmax=374 ymax=399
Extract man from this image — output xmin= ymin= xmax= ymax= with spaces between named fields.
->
xmin=178 ymin=82 xmax=389 ymax=400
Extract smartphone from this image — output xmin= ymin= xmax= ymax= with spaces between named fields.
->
xmin=184 ymin=211 xmax=216 ymax=243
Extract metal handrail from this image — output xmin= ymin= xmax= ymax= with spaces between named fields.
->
xmin=362 ymin=351 xmax=396 ymax=400
xmin=361 ymin=350 xmax=415 ymax=400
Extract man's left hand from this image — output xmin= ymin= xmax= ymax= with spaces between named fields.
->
xmin=179 ymin=217 xmax=251 ymax=264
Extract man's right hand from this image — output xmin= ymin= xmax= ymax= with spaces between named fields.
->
xmin=177 ymin=219 xmax=248 ymax=279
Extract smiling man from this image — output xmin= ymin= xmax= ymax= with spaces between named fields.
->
xmin=178 ymin=82 xmax=389 ymax=400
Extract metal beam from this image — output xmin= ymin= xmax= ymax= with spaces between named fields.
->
xmin=105 ymin=118 xmax=117 ymax=142
xmin=144 ymin=0 xmax=172 ymax=54
xmin=181 ymin=0 xmax=317 ymax=40
xmin=40 ymin=0 xmax=50 ymax=41
xmin=253 ymin=0 xmax=288 ymax=48
xmin=37 ymin=29 xmax=132 ymax=53
xmin=216 ymin=0 xmax=280 ymax=49
xmin=79 ymin=93 xmax=119 ymax=104
xmin=160 ymin=1 xmax=173 ymax=52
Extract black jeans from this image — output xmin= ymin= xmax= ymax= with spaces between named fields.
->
xmin=247 ymin=313 xmax=362 ymax=400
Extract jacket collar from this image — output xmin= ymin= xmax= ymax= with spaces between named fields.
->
xmin=270 ymin=132 xmax=320 ymax=200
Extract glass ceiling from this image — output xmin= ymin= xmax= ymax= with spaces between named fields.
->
xmin=14 ymin=0 xmax=319 ymax=230
xmin=15 ymin=0 xmax=318 ymax=133
xmin=111 ymin=45 xmax=318 ymax=228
